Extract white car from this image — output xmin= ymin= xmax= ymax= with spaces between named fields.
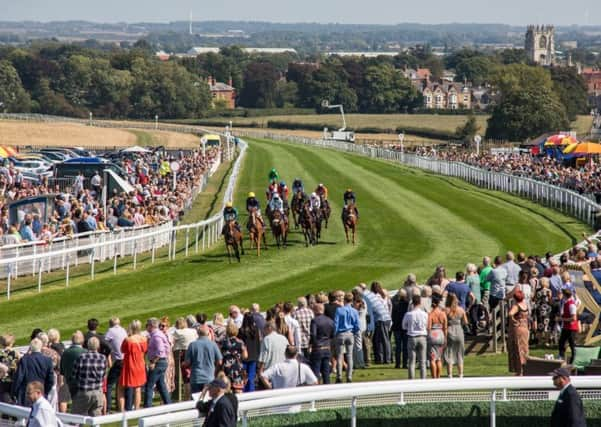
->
xmin=11 ymin=159 xmax=53 ymax=177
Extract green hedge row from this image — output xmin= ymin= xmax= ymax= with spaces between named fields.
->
xmin=242 ymin=401 xmax=601 ymax=427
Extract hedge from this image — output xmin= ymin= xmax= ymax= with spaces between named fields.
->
xmin=242 ymin=401 xmax=601 ymax=427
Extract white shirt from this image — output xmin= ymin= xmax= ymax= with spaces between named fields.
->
xmin=28 ymin=396 xmax=61 ymax=427
xmin=262 ymin=359 xmax=318 ymax=389
xmin=284 ymin=315 xmax=302 ymax=351
xmin=402 ymin=308 xmax=429 ymax=337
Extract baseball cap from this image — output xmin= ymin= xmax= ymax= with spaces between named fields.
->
xmin=549 ymin=367 xmax=571 ymax=378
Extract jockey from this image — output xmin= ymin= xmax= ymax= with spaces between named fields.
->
xmin=309 ymin=192 xmax=321 ymax=212
xmin=246 ymin=192 xmax=264 ymax=226
xmin=265 ymin=181 xmax=278 ymax=200
xmin=315 ymin=183 xmax=329 ymax=201
xmin=292 ymin=178 xmax=304 ymax=194
xmin=343 ymin=188 xmax=359 ymax=219
xmin=268 ymin=193 xmax=286 ymax=220
xmin=268 ymin=168 xmax=279 ymax=183
xmin=278 ymin=181 xmax=289 ymax=201
xmin=222 ymin=201 xmax=240 ymax=233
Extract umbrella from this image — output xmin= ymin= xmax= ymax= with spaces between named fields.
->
xmin=2 ymin=146 xmax=17 ymax=156
xmin=0 ymin=148 xmax=8 ymax=158
xmin=563 ymin=143 xmax=579 ymax=154
xmin=545 ymin=134 xmax=577 ymax=146
xmin=571 ymin=142 xmax=601 ymax=155
xmin=121 ymin=145 xmax=151 ymax=153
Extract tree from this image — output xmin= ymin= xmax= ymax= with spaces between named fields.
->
xmin=455 ymin=114 xmax=480 ymax=143
xmin=497 ymin=49 xmax=528 ymax=65
xmin=0 ymin=60 xmax=31 ymax=112
xmin=238 ymin=62 xmax=279 ymax=108
xmin=486 ymin=65 xmax=569 ymax=141
xmin=359 ymin=64 xmax=421 ymax=113
xmin=550 ymin=67 xmax=589 ymax=122
xmin=454 ymin=56 xmax=496 ymax=86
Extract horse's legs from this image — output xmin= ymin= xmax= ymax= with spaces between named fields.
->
xmin=344 ymin=225 xmax=349 ymax=243
xmin=352 ymin=226 xmax=356 ymax=245
xmin=239 ymin=236 xmax=244 ymax=255
xmin=234 ymin=243 xmax=240 ymax=262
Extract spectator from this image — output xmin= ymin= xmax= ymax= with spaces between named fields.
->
xmin=83 ymin=318 xmax=111 ymax=357
xmin=220 ymin=323 xmax=247 ymax=393
xmin=172 ymin=317 xmax=197 ymax=400
xmin=196 ymin=378 xmax=237 ymax=427
xmin=507 ymin=290 xmax=530 ymax=376
xmin=428 ymin=294 xmax=447 ymax=379
xmin=260 ymin=345 xmax=317 ymax=389
xmin=227 ymin=305 xmax=243 ymax=329
xmin=257 ymin=322 xmax=288 ymax=376
xmin=402 ymin=294 xmax=428 ymax=380
xmin=391 ymin=288 xmax=409 ymax=369
xmin=309 ymin=302 xmax=334 ymax=384
xmin=283 ymin=302 xmax=302 ymax=352
xmin=47 ymin=329 xmax=65 ymax=356
xmin=184 ymin=326 xmax=222 ymax=394
xmin=333 ymin=292 xmax=360 ymax=383
xmin=72 ymin=337 xmax=106 ymax=416
xmin=59 ymin=331 xmax=86 ymax=412
xmin=293 ymin=296 xmax=314 ymax=358
xmin=503 ymin=251 xmax=522 ymax=288
xmin=466 ymin=263 xmax=481 ymax=304
xmin=444 ymin=294 xmax=467 ymax=378
xmin=105 ymin=317 xmax=127 ymax=412
xmin=488 ymin=256 xmax=508 ymax=311
xmin=239 ymin=313 xmax=261 ymax=392
xmin=351 ymin=293 xmax=367 ymax=369
xmin=212 ymin=313 xmax=226 ymax=344
xmin=550 ymin=367 xmax=586 ymax=427
xmin=534 ymin=277 xmax=554 ymax=345
xmin=445 ymin=272 xmax=474 ymax=310
xmin=558 ymin=288 xmax=579 ymax=364
xmin=250 ymin=303 xmax=266 ymax=337
xmin=480 ymin=256 xmax=493 ymax=307
xmin=362 ymin=282 xmax=391 ymax=364
xmin=0 ymin=334 xmax=19 ymax=404
xmin=12 ymin=338 xmax=54 ymax=406
xmin=25 ymin=381 xmax=59 ymax=427
xmin=119 ymin=320 xmax=147 ymax=411
xmin=144 ymin=318 xmax=172 ymax=407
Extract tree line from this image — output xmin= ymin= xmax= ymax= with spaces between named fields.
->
xmin=0 ymin=42 xmax=591 ymax=141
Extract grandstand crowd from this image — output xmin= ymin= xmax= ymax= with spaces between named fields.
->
xmin=0 ymin=148 xmax=219 ymax=246
xmin=0 ymin=241 xmax=596 ymax=415
xmin=412 ymin=146 xmax=601 ymax=199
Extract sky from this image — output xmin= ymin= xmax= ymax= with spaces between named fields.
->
xmin=2 ymin=0 xmax=600 ymax=26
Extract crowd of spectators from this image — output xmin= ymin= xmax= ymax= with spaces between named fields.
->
xmin=1 ymin=240 xmax=597 ymax=417
xmin=0 ymin=148 xmax=219 ymax=247
xmin=410 ymin=146 xmax=601 ymax=199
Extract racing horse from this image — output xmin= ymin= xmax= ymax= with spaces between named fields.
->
xmin=270 ymin=210 xmax=288 ymax=249
xmin=342 ymin=203 xmax=358 ymax=245
xmin=247 ymin=208 xmax=267 ymax=256
xmin=319 ymin=196 xmax=331 ymax=229
xmin=290 ymin=191 xmax=306 ymax=229
xmin=223 ymin=219 xmax=244 ymax=262
xmin=299 ymin=203 xmax=317 ymax=247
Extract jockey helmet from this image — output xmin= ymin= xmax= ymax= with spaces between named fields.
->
xmin=347 ymin=188 xmax=352 ymax=192
xmin=270 ymin=168 xmax=276 ymax=173
xmin=225 ymin=201 xmax=233 ymax=208
xmin=248 ymin=192 xmax=255 ymax=198
xmin=318 ymin=183 xmax=324 ymax=187
xmin=311 ymin=192 xmax=317 ymax=198
xmin=273 ymin=193 xmax=280 ymax=199
xmin=280 ymin=181 xmax=286 ymax=186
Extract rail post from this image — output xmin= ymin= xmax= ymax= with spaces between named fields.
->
xmin=350 ymin=396 xmax=357 ymax=427
xmin=490 ymin=390 xmax=497 ymax=427
xmin=185 ymin=228 xmax=190 ymax=257
xmin=66 ymin=254 xmax=70 ymax=287
xmin=195 ymin=226 xmax=200 ymax=253
xmin=90 ymin=248 xmax=96 ymax=280
xmin=7 ymin=273 xmax=11 ymax=300
xmin=133 ymin=242 xmax=138 ymax=270
xmin=37 ymin=259 xmax=43 ymax=292
xmin=151 ymin=238 xmax=156 ymax=264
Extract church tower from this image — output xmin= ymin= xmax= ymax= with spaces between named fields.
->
xmin=525 ymin=25 xmax=555 ymax=66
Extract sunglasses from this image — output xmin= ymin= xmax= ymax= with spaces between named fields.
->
xmin=159 ymin=324 xmax=166 ymax=329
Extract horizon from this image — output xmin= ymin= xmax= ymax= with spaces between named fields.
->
xmin=4 ymin=0 xmax=600 ymax=26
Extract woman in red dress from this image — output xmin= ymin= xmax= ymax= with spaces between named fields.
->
xmin=118 ymin=320 xmax=148 ymax=411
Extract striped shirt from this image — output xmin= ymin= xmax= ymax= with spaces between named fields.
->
xmin=364 ymin=291 xmax=391 ymax=323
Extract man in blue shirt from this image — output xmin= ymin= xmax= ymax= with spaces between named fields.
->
xmin=184 ymin=326 xmax=223 ymax=394
xmin=333 ymin=292 xmax=360 ymax=383
xmin=445 ymin=272 xmax=475 ymax=310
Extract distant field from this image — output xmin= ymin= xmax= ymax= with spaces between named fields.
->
xmin=188 ymin=113 xmax=594 ymax=140
xmin=0 ymin=121 xmax=199 ymax=149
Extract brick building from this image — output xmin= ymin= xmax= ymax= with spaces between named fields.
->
xmin=208 ymin=76 xmax=236 ymax=109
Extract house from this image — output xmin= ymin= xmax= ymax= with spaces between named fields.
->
xmin=422 ymin=82 xmax=472 ymax=110
xmin=208 ymin=76 xmax=236 ymax=109
xmin=582 ymin=68 xmax=601 ymax=109
xmin=471 ymin=87 xmax=494 ymax=111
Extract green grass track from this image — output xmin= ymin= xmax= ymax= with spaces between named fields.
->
xmin=0 ymin=137 xmax=590 ymax=343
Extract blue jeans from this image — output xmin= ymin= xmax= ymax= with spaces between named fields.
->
xmin=144 ymin=358 xmax=171 ymax=408
xmin=243 ymin=361 xmax=257 ymax=392
xmin=310 ymin=351 xmax=331 ymax=384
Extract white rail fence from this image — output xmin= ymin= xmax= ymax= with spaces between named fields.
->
xmin=0 ymin=138 xmax=246 ymax=299
xmin=238 ymin=130 xmax=601 ymax=228
xmin=1 ymin=376 xmax=599 ymax=427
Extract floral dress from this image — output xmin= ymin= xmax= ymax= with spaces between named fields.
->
xmin=0 ymin=348 xmax=18 ymax=403
xmin=221 ymin=337 xmax=246 ymax=392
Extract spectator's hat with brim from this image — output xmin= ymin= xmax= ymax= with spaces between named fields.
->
xmin=549 ymin=367 xmax=571 ymax=378
xmin=209 ymin=378 xmax=227 ymax=389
